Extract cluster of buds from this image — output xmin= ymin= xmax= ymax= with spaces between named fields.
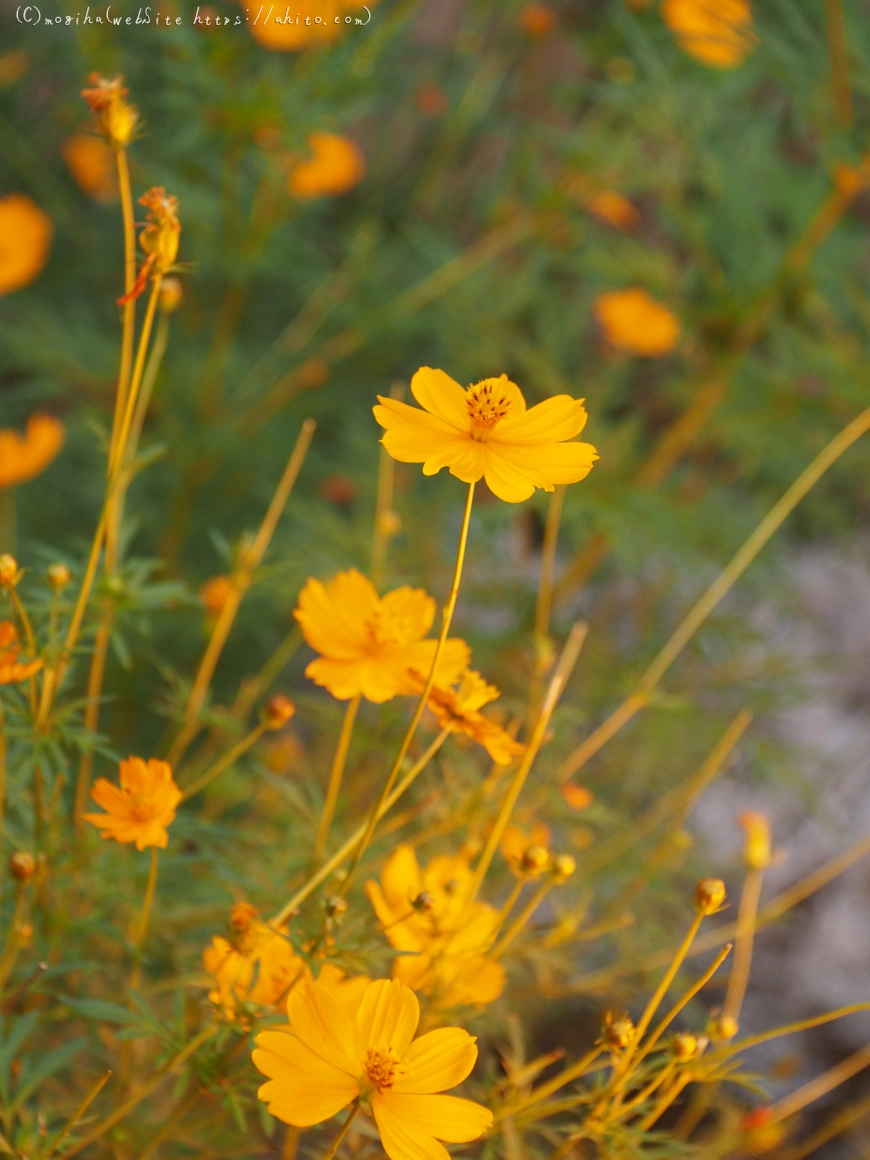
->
xmin=0 ymin=554 xmax=22 ymax=589
xmin=81 ymin=73 xmax=139 ymax=148
xmin=263 ymin=695 xmax=296 ymax=731
xmin=695 ymin=877 xmax=727 ymax=916
xmin=739 ymin=811 xmax=772 ymax=871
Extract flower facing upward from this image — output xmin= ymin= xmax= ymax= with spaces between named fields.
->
xmin=81 ymin=73 xmax=139 ymax=147
xmin=204 ymin=902 xmax=310 ymax=1019
xmin=294 ymin=569 xmax=469 ymax=703
xmin=0 ymin=194 xmax=52 ymax=297
xmin=63 ymin=134 xmax=118 ymax=202
xmin=374 ymin=368 xmax=598 ymax=503
xmin=408 ymin=668 xmax=525 ymax=765
xmin=0 ymin=621 xmax=43 ymax=685
xmin=594 ymin=288 xmax=681 ymax=357
xmin=288 ymin=132 xmax=365 ymax=200
xmin=366 ymin=845 xmax=505 ymax=1009
xmin=253 ymin=976 xmax=492 ymax=1160
xmin=662 ymin=0 xmax=756 ymax=69
xmin=84 ymin=757 xmax=181 ymax=850
xmin=0 ymin=414 xmax=65 ymax=490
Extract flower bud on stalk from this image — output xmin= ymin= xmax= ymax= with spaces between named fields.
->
xmin=695 ymin=877 xmax=726 ymax=915
xmin=707 ymin=1013 xmax=739 ymax=1041
xmin=46 ymin=563 xmax=71 ymax=591
xmin=9 ymin=852 xmax=36 ymax=883
xmin=263 ymin=695 xmax=296 ymax=730
xmin=670 ymin=1032 xmax=698 ymax=1059
xmin=520 ymin=844 xmax=551 ymax=876
xmin=599 ymin=1013 xmax=635 ymax=1051
xmin=551 ymin=853 xmax=576 ymax=883
xmin=81 ymin=74 xmax=139 ymax=148
xmin=739 ymin=811 xmax=772 ymax=870
xmin=0 ymin=554 xmax=21 ymax=589
xmin=159 ymin=276 xmax=183 ymax=314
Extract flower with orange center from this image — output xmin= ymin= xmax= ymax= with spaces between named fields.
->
xmin=294 ymin=569 xmax=469 ymax=703
xmin=253 ymin=976 xmax=492 ymax=1160
xmin=288 ymin=132 xmax=365 ymax=200
xmin=374 ymin=367 xmax=598 ymax=503
xmin=0 ymin=621 xmax=43 ymax=685
xmin=81 ymin=73 xmax=139 ymax=147
xmin=588 ymin=190 xmax=639 ymax=231
xmin=83 ymin=757 xmax=181 ymax=850
xmin=409 ymin=668 xmax=525 ymax=765
xmin=204 ymin=902 xmax=310 ymax=1019
xmin=594 ymin=288 xmax=681 ymax=357
xmin=0 ymin=194 xmax=52 ymax=297
xmin=0 ymin=414 xmax=64 ymax=491
xmin=366 ymin=845 xmax=505 ymax=1009
xmin=662 ymin=0 xmax=756 ymax=69
xmin=62 ymin=134 xmax=118 ymax=202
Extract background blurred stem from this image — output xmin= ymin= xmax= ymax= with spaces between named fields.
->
xmin=0 ymin=697 xmax=5 ymax=907
xmin=313 ymin=694 xmax=361 ymax=864
xmin=556 ymin=405 xmax=870 ymax=782
xmin=108 ymin=146 xmax=136 ymax=470
xmin=721 ymin=865 xmax=765 ymax=1026
xmin=0 ymin=489 xmax=15 ymax=555
xmin=826 ymin=0 xmax=853 ymax=128
xmin=370 ymin=383 xmax=403 ymax=591
xmin=130 ymin=846 xmax=158 ymax=991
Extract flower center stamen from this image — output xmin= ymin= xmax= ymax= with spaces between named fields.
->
xmin=466 ymin=379 xmax=514 ymax=441
xmin=364 ymin=1048 xmax=399 ymax=1091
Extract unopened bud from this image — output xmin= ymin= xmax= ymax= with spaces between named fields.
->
xmin=695 ymin=877 xmax=726 ymax=915
xmin=81 ymin=73 xmax=139 ymax=148
xmin=263 ymin=695 xmax=295 ymax=730
xmin=230 ymin=901 xmax=258 ymax=933
xmin=520 ymin=845 xmax=551 ymax=876
xmin=325 ymin=895 xmax=348 ymax=918
xmin=17 ymin=922 xmax=33 ymax=945
xmin=159 ymin=276 xmax=183 ymax=314
xmin=46 ymin=563 xmax=71 ymax=591
xmin=0 ymin=555 xmax=20 ymax=589
xmin=551 ymin=853 xmax=576 ymax=882
xmin=671 ymin=1032 xmax=698 ymax=1059
xmin=600 ymin=1015 xmax=634 ymax=1051
xmin=707 ymin=1013 xmax=739 ymax=1042
xmin=741 ymin=1107 xmax=786 ymax=1155
xmin=411 ymin=891 xmax=435 ymax=913
xmin=9 ymin=852 xmax=36 ymax=883
xmin=377 ymin=510 xmax=401 ymax=538
xmin=739 ymin=811 xmax=772 ymax=870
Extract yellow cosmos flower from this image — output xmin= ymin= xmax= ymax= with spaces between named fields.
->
xmin=0 ymin=414 xmax=65 ymax=491
xmin=289 ymin=132 xmax=365 ymax=200
xmin=594 ymin=288 xmax=681 ymax=357
xmin=409 ymin=668 xmax=525 ymax=765
xmin=83 ymin=756 xmax=181 ymax=850
xmin=253 ymin=976 xmax=492 ymax=1160
xmin=662 ymin=0 xmax=756 ymax=69
xmin=294 ymin=569 xmax=470 ymax=703
xmin=0 ymin=194 xmax=52 ymax=297
xmin=0 ymin=621 xmax=43 ymax=685
xmin=374 ymin=368 xmax=598 ymax=503
xmin=366 ymin=845 xmax=505 ymax=1009
xmin=204 ymin=903 xmax=310 ymax=1019
xmin=63 ymin=133 xmax=118 ymax=202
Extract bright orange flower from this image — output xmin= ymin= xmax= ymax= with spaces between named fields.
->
xmin=63 ymin=134 xmax=118 ymax=202
xmin=204 ymin=902 xmax=310 ymax=1019
xmin=199 ymin=574 xmax=233 ymax=617
xmin=0 ymin=414 xmax=64 ymax=491
xmin=662 ymin=0 xmax=756 ymax=69
xmin=409 ymin=668 xmax=525 ymax=765
xmin=84 ymin=757 xmax=181 ymax=850
xmin=294 ymin=569 xmax=469 ymax=703
xmin=594 ymin=288 xmax=681 ymax=357
xmin=0 ymin=194 xmax=52 ymax=297
xmin=253 ymin=976 xmax=492 ymax=1160
xmin=374 ymin=367 xmax=598 ymax=503
xmin=366 ymin=845 xmax=505 ymax=1009
xmin=249 ymin=0 xmax=342 ymax=50
xmin=0 ymin=621 xmax=43 ymax=685
xmin=588 ymin=190 xmax=639 ymax=231
xmin=288 ymin=132 xmax=365 ymax=200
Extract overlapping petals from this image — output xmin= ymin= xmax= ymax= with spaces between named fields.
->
xmin=83 ymin=756 xmax=181 ymax=850
xmin=0 ymin=620 xmax=43 ymax=685
xmin=0 ymin=414 xmax=64 ymax=490
xmin=374 ymin=367 xmax=598 ymax=503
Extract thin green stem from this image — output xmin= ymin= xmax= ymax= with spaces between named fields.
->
xmin=180 ymin=722 xmax=268 ymax=802
xmin=131 ymin=847 xmax=159 ymax=991
xmin=313 ymin=695 xmax=361 ymax=863
xmin=321 ymin=1104 xmax=360 ymax=1160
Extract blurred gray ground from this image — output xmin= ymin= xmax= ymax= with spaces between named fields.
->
xmin=691 ymin=543 xmax=870 ymax=1150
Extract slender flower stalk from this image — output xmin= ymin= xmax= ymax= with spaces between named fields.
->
xmin=180 ymin=721 xmax=269 ymax=803
xmin=313 ymin=694 xmax=361 ymax=863
xmin=491 ymin=878 xmax=553 ymax=959
xmin=721 ymin=864 xmax=765 ymax=1027
xmin=337 ymin=481 xmax=476 ymax=896
xmin=131 ymin=847 xmax=159 ymax=991
xmin=556 ymin=405 xmax=870 ymax=782
xmin=320 ymin=1104 xmax=360 ymax=1160
xmin=107 ymin=145 xmax=137 ymax=475
xmin=465 ymin=622 xmax=587 ymax=908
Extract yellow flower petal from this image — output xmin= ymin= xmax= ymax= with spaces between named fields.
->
xmin=496 ymin=394 xmax=587 ymax=443
xmin=253 ymin=1031 xmax=359 ymax=1126
xmin=287 ymin=981 xmax=361 ymax=1077
xmin=381 ymin=844 xmax=423 ymax=910
xmin=356 ymin=978 xmax=419 ymax=1059
xmin=392 ymin=1027 xmax=478 ymax=1093
xmin=372 ymin=1094 xmax=450 ymax=1160
xmin=378 ymin=1093 xmax=492 ymax=1142
xmin=409 ymin=367 xmax=470 ymax=431
xmin=482 ymin=450 xmax=537 ymax=502
xmin=295 ymin=571 xmax=378 ymax=659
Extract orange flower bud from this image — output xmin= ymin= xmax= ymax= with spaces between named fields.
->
xmin=519 ymin=4 xmax=555 ymax=36
xmin=9 ymin=851 xmax=36 ymax=883
xmin=600 ymin=1014 xmax=634 ymax=1050
xmin=707 ymin=1013 xmax=739 ymax=1041
xmin=594 ymin=288 xmax=681 ymax=357
xmin=739 ymin=811 xmax=772 ymax=870
xmin=561 ymin=783 xmax=593 ymax=810
xmin=199 ymin=575 xmax=234 ymax=617
xmin=671 ymin=1032 xmax=698 ymax=1059
xmin=263 ymin=695 xmax=296 ymax=730
xmin=160 ymin=276 xmax=183 ymax=313
xmin=520 ymin=844 xmax=551 ymax=876
xmin=741 ymin=1107 xmax=787 ymax=1155
xmin=46 ymin=563 xmax=72 ymax=591
xmin=81 ymin=73 xmax=139 ymax=148
xmin=0 ymin=555 xmax=20 ymax=589
xmin=288 ymin=133 xmax=365 ymax=200
xmin=695 ymin=877 xmax=726 ymax=915
xmin=551 ymin=854 xmax=576 ymax=883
